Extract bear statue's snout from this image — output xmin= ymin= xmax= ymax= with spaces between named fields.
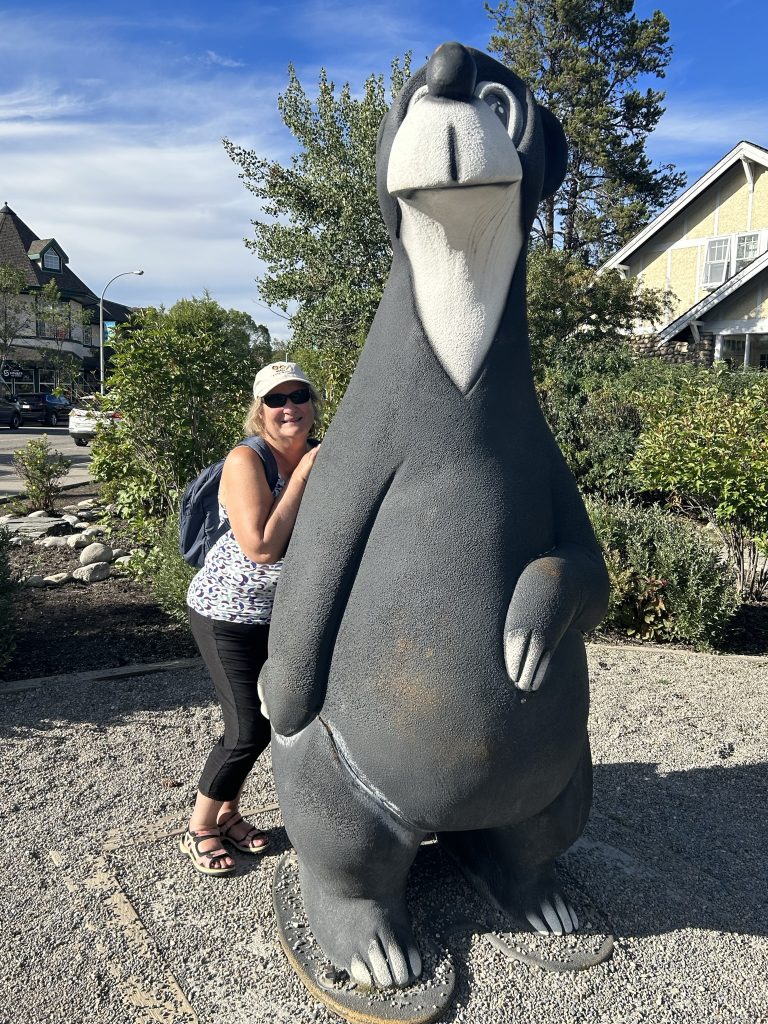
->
xmin=426 ymin=41 xmax=477 ymax=101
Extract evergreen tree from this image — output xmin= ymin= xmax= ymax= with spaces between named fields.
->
xmin=487 ymin=0 xmax=685 ymax=262
xmin=223 ymin=56 xmax=410 ymax=360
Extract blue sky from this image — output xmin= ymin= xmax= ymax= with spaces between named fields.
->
xmin=1 ymin=0 xmax=766 ymax=342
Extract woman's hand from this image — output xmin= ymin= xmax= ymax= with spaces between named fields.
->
xmin=295 ymin=444 xmax=321 ymax=484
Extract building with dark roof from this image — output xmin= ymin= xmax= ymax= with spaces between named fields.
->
xmin=0 ymin=204 xmax=136 ymax=393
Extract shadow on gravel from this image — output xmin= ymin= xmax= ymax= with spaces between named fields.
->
xmin=0 ymin=667 xmax=214 ymax=732
xmin=580 ymin=760 xmax=768 ymax=938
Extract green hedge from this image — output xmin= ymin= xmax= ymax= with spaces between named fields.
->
xmin=586 ymin=497 xmax=739 ymax=650
xmin=128 ymin=512 xmax=196 ymax=622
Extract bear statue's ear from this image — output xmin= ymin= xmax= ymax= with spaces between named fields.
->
xmin=538 ymin=105 xmax=568 ymax=200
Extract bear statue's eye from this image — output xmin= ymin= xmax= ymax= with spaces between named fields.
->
xmin=475 ymin=81 xmax=525 ymax=144
xmin=483 ymin=91 xmax=509 ymax=125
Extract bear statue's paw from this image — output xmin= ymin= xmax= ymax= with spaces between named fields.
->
xmin=517 ymin=873 xmax=579 ymax=936
xmin=310 ymin=894 xmax=422 ymax=989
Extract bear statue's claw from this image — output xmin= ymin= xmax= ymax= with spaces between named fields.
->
xmin=525 ymin=892 xmax=579 ymax=936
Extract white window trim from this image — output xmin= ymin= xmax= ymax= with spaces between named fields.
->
xmin=701 ymin=229 xmax=767 ymax=289
xmin=42 ymin=249 xmax=61 ymax=271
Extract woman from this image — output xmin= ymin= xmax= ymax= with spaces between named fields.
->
xmin=181 ymin=361 xmax=321 ymax=876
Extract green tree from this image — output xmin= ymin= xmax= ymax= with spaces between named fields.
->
xmin=35 ymin=280 xmax=92 ymax=390
xmin=487 ymin=0 xmax=686 ymax=261
xmin=223 ymin=55 xmax=411 ymax=392
xmin=631 ymin=366 xmax=768 ymax=599
xmin=529 ymin=246 xmax=671 ymax=493
xmin=0 ymin=264 xmax=31 ymax=378
xmin=90 ymin=296 xmax=271 ymax=533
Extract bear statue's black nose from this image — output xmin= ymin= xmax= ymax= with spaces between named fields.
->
xmin=426 ymin=42 xmax=477 ymax=101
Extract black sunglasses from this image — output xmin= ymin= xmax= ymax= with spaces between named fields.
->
xmin=263 ymin=386 xmax=312 ymax=408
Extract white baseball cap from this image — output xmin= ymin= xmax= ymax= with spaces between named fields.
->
xmin=252 ymin=361 xmax=312 ymax=399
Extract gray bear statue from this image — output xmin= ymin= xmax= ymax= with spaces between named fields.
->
xmin=259 ymin=41 xmax=611 ymax=990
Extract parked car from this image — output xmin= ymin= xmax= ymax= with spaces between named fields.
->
xmin=0 ymin=392 xmax=22 ymax=429
xmin=68 ymin=404 xmax=123 ymax=446
xmin=16 ymin=392 xmax=73 ymax=426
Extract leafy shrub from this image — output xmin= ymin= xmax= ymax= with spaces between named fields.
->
xmin=0 ymin=529 xmax=17 ymax=670
xmin=586 ymin=497 xmax=739 ymax=649
xmin=631 ymin=364 xmax=768 ymax=599
xmin=11 ymin=436 xmax=71 ymax=511
xmin=91 ymin=296 xmax=272 ymax=539
xmin=128 ymin=512 xmax=195 ymax=622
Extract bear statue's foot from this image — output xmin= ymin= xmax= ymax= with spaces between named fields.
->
xmin=300 ymin=868 xmax=422 ymax=989
xmin=514 ymin=866 xmax=579 ymax=936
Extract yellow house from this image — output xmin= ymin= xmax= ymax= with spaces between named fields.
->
xmin=601 ymin=140 xmax=768 ymax=369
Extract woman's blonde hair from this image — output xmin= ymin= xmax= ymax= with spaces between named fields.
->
xmin=244 ymin=386 xmax=323 ymax=438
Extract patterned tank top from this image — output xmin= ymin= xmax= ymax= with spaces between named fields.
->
xmin=186 ymin=477 xmax=286 ymax=625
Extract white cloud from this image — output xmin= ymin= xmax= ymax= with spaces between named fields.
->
xmin=202 ymin=50 xmax=247 ymax=69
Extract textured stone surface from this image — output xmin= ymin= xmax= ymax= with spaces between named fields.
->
xmin=66 ymin=534 xmax=90 ymax=549
xmin=80 ymin=542 xmax=113 ymax=566
xmin=21 ymin=574 xmax=45 ymax=588
xmin=111 ymin=548 xmax=130 ymax=561
xmin=44 ymin=571 xmax=73 ymax=586
xmin=72 ymin=561 xmax=111 ymax=583
xmin=34 ymin=535 xmax=71 ymax=549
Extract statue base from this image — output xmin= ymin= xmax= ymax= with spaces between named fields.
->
xmin=273 ymin=851 xmax=456 ymax=1024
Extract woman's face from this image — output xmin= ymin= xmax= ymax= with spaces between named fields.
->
xmin=261 ymin=381 xmax=314 ymax=445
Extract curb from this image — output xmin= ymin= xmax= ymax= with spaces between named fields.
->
xmin=0 ymin=477 xmax=94 ymax=505
xmin=0 ymin=656 xmax=203 ymax=694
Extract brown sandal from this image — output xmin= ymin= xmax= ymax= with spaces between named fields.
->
xmin=218 ymin=811 xmax=271 ymax=855
xmin=179 ymin=827 xmax=236 ymax=876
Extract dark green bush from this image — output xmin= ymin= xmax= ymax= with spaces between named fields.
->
xmin=128 ymin=512 xmax=195 ymax=622
xmin=586 ymin=497 xmax=739 ymax=649
xmin=0 ymin=529 xmax=17 ymax=670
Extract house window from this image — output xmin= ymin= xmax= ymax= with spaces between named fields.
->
xmin=735 ymin=232 xmax=760 ymax=274
xmin=760 ymin=353 xmax=768 ymax=370
xmin=43 ymin=250 xmax=61 ymax=272
xmin=702 ymin=237 xmax=731 ymax=287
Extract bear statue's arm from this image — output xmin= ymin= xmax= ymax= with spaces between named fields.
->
xmin=258 ymin=441 xmax=396 ymax=736
xmin=504 ymin=454 xmax=611 ymax=693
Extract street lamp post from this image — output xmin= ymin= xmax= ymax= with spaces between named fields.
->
xmin=100 ymin=270 xmax=144 ymax=394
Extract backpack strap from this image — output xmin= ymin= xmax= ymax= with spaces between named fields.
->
xmin=238 ymin=436 xmax=320 ymax=492
xmin=238 ymin=435 xmax=278 ymax=491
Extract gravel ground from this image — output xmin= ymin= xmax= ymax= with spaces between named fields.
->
xmin=1 ymin=644 xmax=767 ymax=1024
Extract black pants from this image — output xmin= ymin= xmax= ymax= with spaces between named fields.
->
xmin=189 ymin=607 xmax=272 ymax=801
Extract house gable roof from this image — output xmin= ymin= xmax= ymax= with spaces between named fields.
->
xmin=656 ymin=247 xmax=768 ymax=341
xmin=601 ymin=140 xmax=768 ymax=271
xmin=0 ymin=204 xmax=96 ymax=302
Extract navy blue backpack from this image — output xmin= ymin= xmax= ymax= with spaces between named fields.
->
xmin=178 ymin=436 xmax=278 ymax=568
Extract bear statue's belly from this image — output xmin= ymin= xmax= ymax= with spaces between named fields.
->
xmin=320 ymin=454 xmax=590 ymax=832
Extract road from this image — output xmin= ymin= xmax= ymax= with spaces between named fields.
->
xmin=0 ymin=423 xmax=92 ymax=498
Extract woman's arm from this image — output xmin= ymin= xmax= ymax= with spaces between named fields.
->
xmin=220 ymin=445 xmax=320 ymax=564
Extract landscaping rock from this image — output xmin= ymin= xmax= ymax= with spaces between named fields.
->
xmin=79 ymin=542 xmax=113 ymax=566
xmin=0 ymin=514 xmax=14 ymax=526
xmin=72 ymin=562 xmax=111 ymax=583
xmin=1 ymin=517 xmax=70 ymax=539
xmin=60 ymin=514 xmax=81 ymax=527
xmin=111 ymin=548 xmax=130 ymax=561
xmin=77 ymin=499 xmax=98 ymax=510
xmin=113 ymin=556 xmax=132 ymax=568
xmin=65 ymin=534 xmax=90 ymax=549
xmin=44 ymin=572 xmax=73 ymax=586
xmin=76 ymin=510 xmax=101 ymax=522
xmin=34 ymin=536 xmax=71 ymax=549
xmin=27 ymin=510 xmax=52 ymax=519
xmin=22 ymin=575 xmax=45 ymax=588
xmin=81 ymin=526 xmax=105 ymax=539
xmin=61 ymin=504 xmax=80 ymax=513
